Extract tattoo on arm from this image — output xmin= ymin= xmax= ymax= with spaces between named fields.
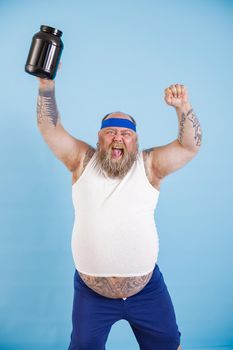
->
xmin=187 ymin=109 xmax=202 ymax=146
xmin=178 ymin=112 xmax=186 ymax=145
xmin=143 ymin=147 xmax=155 ymax=156
xmin=142 ymin=148 xmax=158 ymax=182
xmin=178 ymin=108 xmax=202 ymax=147
xmin=37 ymin=88 xmax=60 ymax=127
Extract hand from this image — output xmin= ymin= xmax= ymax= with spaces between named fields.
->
xmin=38 ymin=77 xmax=55 ymax=91
xmin=164 ymin=84 xmax=189 ymax=108
xmin=38 ymin=61 xmax=62 ymax=91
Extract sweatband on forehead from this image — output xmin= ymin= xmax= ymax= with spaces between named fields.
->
xmin=101 ymin=118 xmax=136 ymax=132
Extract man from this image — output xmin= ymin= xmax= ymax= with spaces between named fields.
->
xmin=37 ymin=77 xmax=202 ymax=350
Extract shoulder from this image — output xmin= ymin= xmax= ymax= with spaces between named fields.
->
xmin=142 ymin=149 xmax=163 ymax=191
xmin=83 ymin=146 xmax=96 ymax=170
xmin=72 ymin=145 xmax=96 ymax=185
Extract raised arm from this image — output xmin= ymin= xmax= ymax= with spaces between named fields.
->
xmin=37 ymin=78 xmax=95 ymax=173
xmin=143 ymin=84 xmax=202 ymax=185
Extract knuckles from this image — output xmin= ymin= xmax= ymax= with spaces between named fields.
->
xmin=164 ymin=83 xmax=187 ymax=96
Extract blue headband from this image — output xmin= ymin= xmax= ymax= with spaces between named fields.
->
xmin=101 ymin=118 xmax=136 ymax=132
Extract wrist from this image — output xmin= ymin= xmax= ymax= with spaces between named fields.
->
xmin=175 ymin=101 xmax=192 ymax=114
xmin=38 ymin=78 xmax=55 ymax=93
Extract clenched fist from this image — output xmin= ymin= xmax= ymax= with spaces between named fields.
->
xmin=164 ymin=84 xmax=189 ymax=108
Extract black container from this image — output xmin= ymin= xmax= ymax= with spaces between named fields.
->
xmin=25 ymin=25 xmax=64 ymax=79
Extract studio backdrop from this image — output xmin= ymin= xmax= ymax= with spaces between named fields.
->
xmin=0 ymin=0 xmax=232 ymax=349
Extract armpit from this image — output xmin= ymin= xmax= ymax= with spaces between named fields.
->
xmin=142 ymin=149 xmax=163 ymax=190
xmin=82 ymin=146 xmax=96 ymax=172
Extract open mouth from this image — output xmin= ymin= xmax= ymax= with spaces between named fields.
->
xmin=111 ymin=147 xmax=124 ymax=158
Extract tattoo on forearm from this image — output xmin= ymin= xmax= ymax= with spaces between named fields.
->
xmin=37 ymin=89 xmax=60 ymax=127
xmin=187 ymin=109 xmax=202 ymax=146
xmin=178 ymin=113 xmax=186 ymax=145
xmin=178 ymin=109 xmax=202 ymax=147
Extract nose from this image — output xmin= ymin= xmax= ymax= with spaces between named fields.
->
xmin=113 ymin=133 xmax=123 ymax=143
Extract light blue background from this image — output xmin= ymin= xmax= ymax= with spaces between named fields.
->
xmin=0 ymin=0 xmax=232 ymax=349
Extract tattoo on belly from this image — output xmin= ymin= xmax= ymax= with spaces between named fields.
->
xmin=79 ymin=271 xmax=153 ymax=299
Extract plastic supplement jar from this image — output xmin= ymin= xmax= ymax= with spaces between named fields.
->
xmin=25 ymin=25 xmax=64 ymax=80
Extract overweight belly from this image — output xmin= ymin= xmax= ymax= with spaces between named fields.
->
xmin=78 ymin=270 xmax=154 ymax=299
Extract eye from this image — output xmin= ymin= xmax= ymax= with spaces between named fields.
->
xmin=122 ymin=132 xmax=132 ymax=137
xmin=106 ymin=130 xmax=115 ymax=135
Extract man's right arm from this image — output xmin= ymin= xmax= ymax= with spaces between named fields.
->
xmin=37 ymin=78 xmax=94 ymax=172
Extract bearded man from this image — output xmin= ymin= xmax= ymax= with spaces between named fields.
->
xmin=37 ymin=77 xmax=202 ymax=350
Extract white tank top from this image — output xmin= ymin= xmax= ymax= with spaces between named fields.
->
xmin=71 ymin=151 xmax=160 ymax=277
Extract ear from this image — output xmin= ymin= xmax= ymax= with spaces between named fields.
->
xmin=97 ymin=130 xmax=102 ymax=145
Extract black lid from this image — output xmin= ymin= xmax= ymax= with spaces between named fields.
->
xmin=40 ymin=25 xmax=63 ymax=37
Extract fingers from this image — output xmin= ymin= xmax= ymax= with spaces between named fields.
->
xmin=164 ymin=84 xmax=186 ymax=98
xmin=164 ymin=87 xmax=173 ymax=103
xmin=38 ymin=77 xmax=55 ymax=91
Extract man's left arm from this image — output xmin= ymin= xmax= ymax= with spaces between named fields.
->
xmin=144 ymin=84 xmax=202 ymax=180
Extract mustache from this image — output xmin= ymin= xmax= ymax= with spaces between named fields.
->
xmin=109 ymin=142 xmax=125 ymax=150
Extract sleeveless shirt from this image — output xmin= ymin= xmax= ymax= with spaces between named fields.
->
xmin=71 ymin=151 xmax=160 ymax=277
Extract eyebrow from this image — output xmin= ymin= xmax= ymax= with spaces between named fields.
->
xmin=104 ymin=128 xmax=133 ymax=133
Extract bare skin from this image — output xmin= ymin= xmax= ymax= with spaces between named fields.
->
xmin=79 ymin=270 xmax=154 ymax=299
xmin=37 ymin=79 xmax=201 ymax=318
xmin=36 ymin=79 xmax=201 ymax=349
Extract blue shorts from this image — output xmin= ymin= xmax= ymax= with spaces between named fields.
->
xmin=68 ymin=264 xmax=181 ymax=350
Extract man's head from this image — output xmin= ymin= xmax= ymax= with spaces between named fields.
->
xmin=96 ymin=111 xmax=138 ymax=178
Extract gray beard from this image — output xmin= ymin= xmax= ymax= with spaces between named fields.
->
xmin=96 ymin=144 xmax=138 ymax=179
